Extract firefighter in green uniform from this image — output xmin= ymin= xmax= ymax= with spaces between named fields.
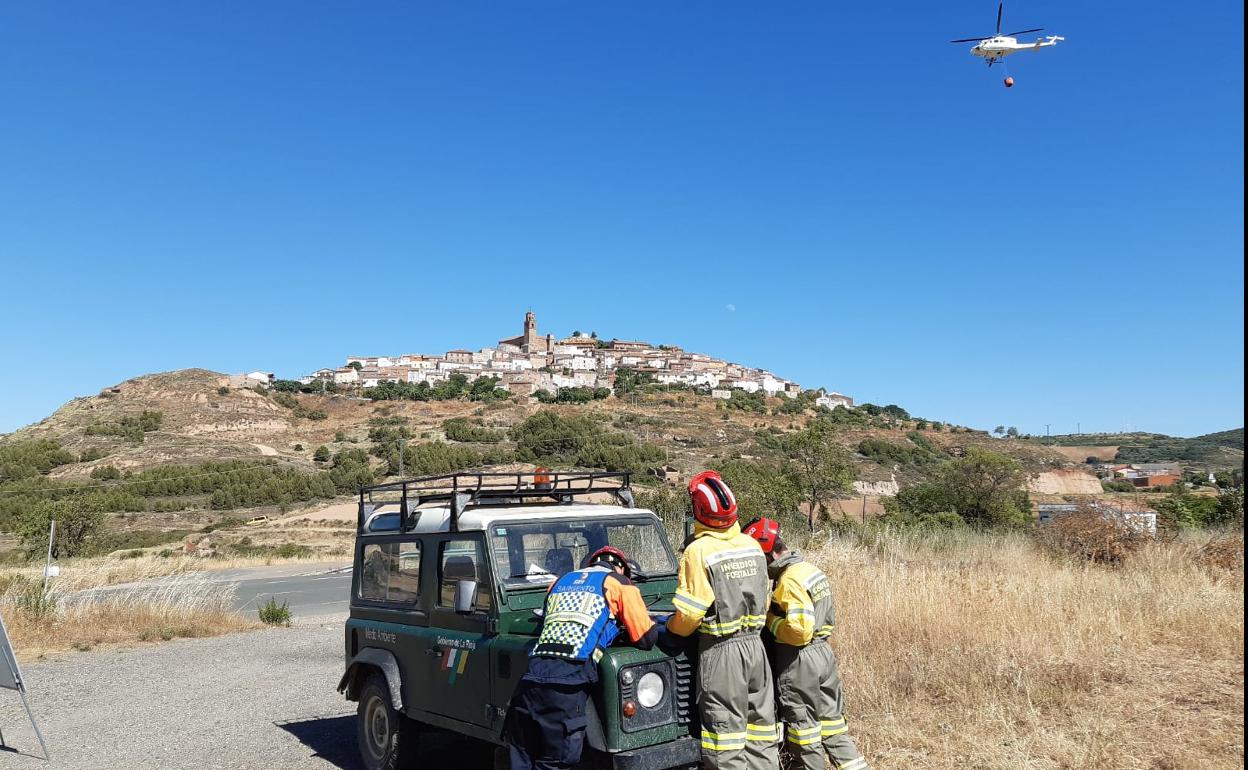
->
xmin=658 ymin=471 xmax=778 ymax=770
xmin=743 ymin=517 xmax=870 ymax=770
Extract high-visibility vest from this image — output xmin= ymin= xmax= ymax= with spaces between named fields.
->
xmin=673 ymin=529 xmax=770 ymax=638
xmin=532 ymin=567 xmax=620 ymax=662
xmin=768 ymin=554 xmax=837 ymax=645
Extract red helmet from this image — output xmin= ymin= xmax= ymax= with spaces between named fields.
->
xmin=743 ymin=517 xmax=780 ymax=554
xmin=584 ymin=545 xmax=632 ymax=577
xmin=688 ymin=471 xmax=738 ymax=529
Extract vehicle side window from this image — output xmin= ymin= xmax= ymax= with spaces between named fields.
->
xmin=438 ymin=538 xmax=493 ymax=612
xmin=358 ymin=540 xmax=422 ymax=605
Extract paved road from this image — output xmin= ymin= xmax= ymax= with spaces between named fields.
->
xmin=224 ymin=563 xmax=354 ymax=621
xmin=0 ymin=621 xmax=497 ymax=769
xmin=69 ymin=562 xmax=355 ymax=623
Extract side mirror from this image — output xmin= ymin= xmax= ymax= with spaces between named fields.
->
xmin=454 ymin=579 xmax=478 ymax=614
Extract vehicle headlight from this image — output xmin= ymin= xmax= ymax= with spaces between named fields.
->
xmin=636 ymin=672 xmax=664 ymax=709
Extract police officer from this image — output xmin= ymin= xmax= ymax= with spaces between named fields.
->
xmin=743 ymin=517 xmax=870 ymax=770
xmin=659 ymin=471 xmax=778 ymax=770
xmin=506 ymin=546 xmax=658 ymax=770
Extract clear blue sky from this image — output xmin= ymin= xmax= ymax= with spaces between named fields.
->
xmin=1 ymin=2 xmax=1243 ymax=437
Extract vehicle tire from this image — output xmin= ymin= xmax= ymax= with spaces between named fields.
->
xmin=356 ymin=672 xmax=418 ymax=770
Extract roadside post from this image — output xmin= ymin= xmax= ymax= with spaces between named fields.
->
xmin=42 ymin=520 xmax=56 ymax=594
xmin=0 ymin=612 xmax=52 ymax=760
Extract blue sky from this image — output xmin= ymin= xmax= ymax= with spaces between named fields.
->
xmin=1 ymin=1 xmax=1243 ymax=437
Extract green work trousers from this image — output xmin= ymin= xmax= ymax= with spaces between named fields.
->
xmin=697 ymin=634 xmax=779 ymax=770
xmin=775 ymin=641 xmax=868 ymax=770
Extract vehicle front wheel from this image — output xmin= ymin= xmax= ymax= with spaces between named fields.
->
xmin=356 ymin=672 xmax=418 ymax=770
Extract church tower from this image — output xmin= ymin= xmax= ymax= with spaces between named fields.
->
xmin=500 ymin=310 xmax=548 ymax=353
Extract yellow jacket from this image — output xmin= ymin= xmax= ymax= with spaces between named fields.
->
xmin=765 ymin=552 xmax=835 ymax=647
xmin=669 ymin=522 xmax=770 ymax=638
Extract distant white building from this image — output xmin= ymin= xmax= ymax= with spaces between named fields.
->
xmin=227 ymin=371 xmax=274 ymax=388
xmin=817 ymin=391 xmax=855 ymax=410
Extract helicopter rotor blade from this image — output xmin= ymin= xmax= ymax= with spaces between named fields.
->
xmin=950 ymin=36 xmax=990 ymax=43
xmin=996 ymin=3 xmax=1003 ymax=34
xmin=1007 ymin=27 xmax=1044 ymax=35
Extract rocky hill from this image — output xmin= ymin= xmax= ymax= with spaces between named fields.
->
xmin=6 ymin=368 xmax=1239 ymax=560
xmin=7 ymin=368 xmax=1094 ymax=486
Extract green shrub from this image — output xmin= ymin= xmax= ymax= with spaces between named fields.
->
xmin=613 ymin=368 xmax=656 ymax=397
xmin=907 ymin=431 xmax=937 ymax=453
xmin=18 ymin=501 xmax=106 ymax=558
xmin=293 ymin=406 xmax=327 ymax=421
xmin=9 ymin=576 xmax=58 ymax=621
xmin=83 ymin=411 xmax=163 ymax=443
xmin=271 ymin=392 xmax=299 ymax=409
xmin=858 ymin=438 xmax=937 ymax=466
xmin=443 ymin=418 xmax=505 ymax=443
xmin=886 ymin=448 xmax=1030 ymax=527
xmin=313 ymin=445 xmax=331 ymax=462
xmin=510 ymin=411 xmax=664 ymax=475
xmin=0 ymin=439 xmax=77 ymax=482
xmin=78 ymin=448 xmax=109 ymax=463
xmin=257 ymin=597 xmax=292 ymax=626
xmin=725 ymin=390 xmax=767 ymax=414
xmin=90 ymin=465 xmax=122 ymax=481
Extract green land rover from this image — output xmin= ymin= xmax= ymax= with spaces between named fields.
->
xmin=337 ymin=471 xmax=700 ymax=770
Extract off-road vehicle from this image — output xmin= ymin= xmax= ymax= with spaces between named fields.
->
xmin=337 ymin=471 xmax=699 ymax=770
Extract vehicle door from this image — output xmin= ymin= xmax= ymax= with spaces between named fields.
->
xmin=421 ymin=534 xmax=497 ymax=730
xmin=351 ymin=536 xmax=429 ymax=712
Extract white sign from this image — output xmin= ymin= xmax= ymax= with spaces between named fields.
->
xmin=43 ymin=565 xmax=60 ymax=579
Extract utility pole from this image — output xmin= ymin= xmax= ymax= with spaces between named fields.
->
xmin=1045 ymin=424 xmax=1051 ymax=444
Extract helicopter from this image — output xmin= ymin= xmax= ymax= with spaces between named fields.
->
xmin=952 ymin=2 xmax=1063 ymax=83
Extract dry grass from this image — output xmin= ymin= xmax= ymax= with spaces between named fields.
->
xmin=1 ymin=565 xmax=256 ymax=662
xmin=0 ymin=554 xmax=201 ymax=591
xmin=813 ymin=527 xmax=1244 ymax=769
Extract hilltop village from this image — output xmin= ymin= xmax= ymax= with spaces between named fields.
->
xmin=288 ymin=312 xmax=855 ymax=407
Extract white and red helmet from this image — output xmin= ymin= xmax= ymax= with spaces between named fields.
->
xmin=688 ymin=471 xmax=738 ymax=529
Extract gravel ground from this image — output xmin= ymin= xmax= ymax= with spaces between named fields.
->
xmin=0 ymin=618 xmax=494 ymax=769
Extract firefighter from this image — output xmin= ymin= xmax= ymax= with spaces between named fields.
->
xmin=743 ymin=517 xmax=869 ymax=770
xmin=506 ymin=546 xmax=658 ymax=770
xmin=658 ymin=471 xmax=778 ymax=770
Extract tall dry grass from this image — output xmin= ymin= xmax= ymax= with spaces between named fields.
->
xmin=1 ymin=564 xmax=255 ymax=661
xmin=0 ymin=553 xmax=201 ymax=591
xmin=812 ymin=527 xmax=1244 ymax=769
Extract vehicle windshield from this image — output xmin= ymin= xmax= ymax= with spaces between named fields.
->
xmin=488 ymin=516 xmax=677 ymax=587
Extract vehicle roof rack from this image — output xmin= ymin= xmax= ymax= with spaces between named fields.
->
xmin=356 ymin=470 xmax=634 ymax=534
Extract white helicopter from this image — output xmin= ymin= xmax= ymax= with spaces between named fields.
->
xmin=952 ymin=3 xmax=1063 ymax=82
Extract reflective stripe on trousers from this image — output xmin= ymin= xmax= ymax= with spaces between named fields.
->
xmin=774 ymin=641 xmax=869 ymax=770
xmin=697 ymin=634 xmax=778 ymax=770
